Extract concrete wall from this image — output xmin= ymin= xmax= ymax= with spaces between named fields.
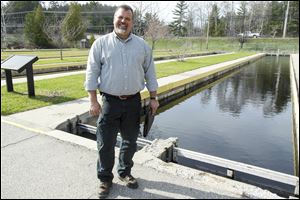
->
xmin=290 ymin=54 xmax=299 ymax=179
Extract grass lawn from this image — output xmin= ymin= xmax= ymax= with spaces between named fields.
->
xmin=2 ymin=37 xmax=297 ymax=71
xmin=1 ymin=74 xmax=87 ymax=115
xmin=1 ymin=49 xmax=206 ymax=70
xmin=156 ymin=52 xmax=254 ymax=77
xmin=1 ymin=52 xmax=255 ymax=115
xmin=1 ymin=48 xmax=89 ymax=60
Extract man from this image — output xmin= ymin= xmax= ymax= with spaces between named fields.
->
xmin=85 ymin=5 xmax=159 ymax=199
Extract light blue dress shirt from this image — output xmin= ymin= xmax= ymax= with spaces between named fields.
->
xmin=85 ymin=31 xmax=158 ymax=96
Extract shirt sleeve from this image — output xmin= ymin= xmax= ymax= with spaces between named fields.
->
xmin=84 ymin=39 xmax=101 ymax=91
xmin=143 ymin=43 xmax=158 ymax=92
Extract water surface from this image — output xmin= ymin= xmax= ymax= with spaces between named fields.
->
xmin=144 ymin=56 xmax=293 ymax=175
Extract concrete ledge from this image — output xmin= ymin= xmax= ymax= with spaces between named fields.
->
xmin=133 ymin=137 xmax=283 ymax=199
xmin=290 ymin=54 xmax=299 ymax=180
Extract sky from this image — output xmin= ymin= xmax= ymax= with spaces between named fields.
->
xmin=3 ymin=1 xmax=178 ymax=22
xmin=3 ymin=1 xmax=213 ymax=23
xmin=39 ymin=1 xmax=180 ymax=23
xmin=98 ymin=1 xmax=179 ymax=23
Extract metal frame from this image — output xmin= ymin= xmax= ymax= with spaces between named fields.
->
xmin=174 ymin=147 xmax=298 ymax=195
xmin=76 ymin=123 xmax=152 ymax=147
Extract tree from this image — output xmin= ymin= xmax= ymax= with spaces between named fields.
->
xmin=186 ymin=4 xmax=196 ymax=36
xmin=169 ymin=1 xmax=188 ymax=37
xmin=61 ymin=3 xmax=86 ymax=46
xmin=24 ymin=4 xmax=50 ymax=48
xmin=132 ymin=2 xmax=148 ymax=36
xmin=43 ymin=13 xmax=65 ymax=59
xmin=144 ymin=13 xmax=168 ymax=51
xmin=208 ymin=3 xmax=224 ymax=36
xmin=282 ymin=1 xmax=290 ymax=38
xmin=237 ymin=1 xmax=248 ymax=34
xmin=203 ymin=2 xmax=213 ymax=50
xmin=89 ymin=33 xmax=96 ymax=46
xmin=6 ymin=1 xmax=40 ymax=13
xmin=265 ymin=1 xmax=285 ymax=38
xmin=287 ymin=1 xmax=299 ymax=37
xmin=1 ymin=2 xmax=14 ymax=49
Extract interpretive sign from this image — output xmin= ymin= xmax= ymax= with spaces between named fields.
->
xmin=1 ymin=55 xmax=38 ymax=96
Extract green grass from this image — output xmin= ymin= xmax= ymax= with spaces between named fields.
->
xmin=1 ymin=74 xmax=87 ymax=115
xmin=156 ymin=52 xmax=255 ymax=77
xmin=150 ymin=37 xmax=299 ymax=53
xmin=1 ymin=52 xmax=256 ymax=115
xmin=1 ymin=37 xmax=297 ymax=71
xmin=1 ymin=49 xmax=89 ymax=60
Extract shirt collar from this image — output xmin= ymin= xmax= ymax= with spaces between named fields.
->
xmin=113 ymin=31 xmax=132 ymax=43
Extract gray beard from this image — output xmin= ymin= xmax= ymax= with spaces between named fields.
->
xmin=116 ymin=27 xmax=127 ymax=33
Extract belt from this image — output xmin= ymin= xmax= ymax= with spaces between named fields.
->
xmin=102 ymin=92 xmax=138 ymax=100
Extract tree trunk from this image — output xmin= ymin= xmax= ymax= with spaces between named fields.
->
xmin=151 ymin=40 xmax=155 ymax=51
xmin=282 ymin=1 xmax=289 ymax=38
xmin=206 ymin=15 xmax=210 ymax=50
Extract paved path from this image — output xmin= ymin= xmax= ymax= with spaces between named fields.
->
xmin=1 ymin=120 xmax=281 ymax=199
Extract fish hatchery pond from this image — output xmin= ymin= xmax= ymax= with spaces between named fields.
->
xmin=85 ymin=55 xmax=294 ymax=177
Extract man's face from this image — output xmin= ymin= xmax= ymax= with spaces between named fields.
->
xmin=113 ymin=8 xmax=133 ymax=39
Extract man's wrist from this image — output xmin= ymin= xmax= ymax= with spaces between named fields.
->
xmin=150 ymin=96 xmax=158 ymax=100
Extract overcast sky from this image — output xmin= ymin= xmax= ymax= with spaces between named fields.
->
xmin=3 ymin=1 xmax=217 ymax=23
xmin=99 ymin=1 xmax=178 ymax=23
xmin=40 ymin=1 xmax=181 ymax=23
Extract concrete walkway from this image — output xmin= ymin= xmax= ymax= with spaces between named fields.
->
xmin=1 ymin=120 xmax=280 ymax=199
xmin=1 ymin=53 xmax=286 ymax=199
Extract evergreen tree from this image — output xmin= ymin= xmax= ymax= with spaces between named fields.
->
xmin=89 ymin=34 xmax=95 ymax=46
xmin=7 ymin=1 xmax=40 ymax=12
xmin=61 ymin=3 xmax=86 ymax=46
xmin=208 ymin=4 xmax=224 ymax=36
xmin=237 ymin=1 xmax=247 ymax=34
xmin=266 ymin=1 xmax=285 ymax=37
xmin=24 ymin=4 xmax=50 ymax=48
xmin=169 ymin=1 xmax=188 ymax=37
xmin=288 ymin=1 xmax=299 ymax=37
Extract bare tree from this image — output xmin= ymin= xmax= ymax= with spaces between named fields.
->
xmin=186 ymin=3 xmax=196 ymax=36
xmin=194 ymin=2 xmax=206 ymax=36
xmin=205 ymin=2 xmax=213 ymax=50
xmin=131 ymin=1 xmax=148 ymax=36
xmin=229 ymin=1 xmax=236 ymax=36
xmin=257 ymin=2 xmax=268 ymax=34
xmin=1 ymin=2 xmax=14 ymax=50
xmin=237 ymin=1 xmax=248 ymax=34
xmin=43 ymin=14 xmax=64 ymax=60
xmin=144 ymin=14 xmax=168 ymax=51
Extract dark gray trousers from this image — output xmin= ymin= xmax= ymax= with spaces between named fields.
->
xmin=96 ymin=93 xmax=141 ymax=182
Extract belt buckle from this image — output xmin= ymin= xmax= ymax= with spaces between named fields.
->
xmin=119 ymin=96 xmax=127 ymax=100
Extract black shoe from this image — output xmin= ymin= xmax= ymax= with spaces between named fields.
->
xmin=98 ymin=180 xmax=112 ymax=199
xmin=118 ymin=175 xmax=138 ymax=189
